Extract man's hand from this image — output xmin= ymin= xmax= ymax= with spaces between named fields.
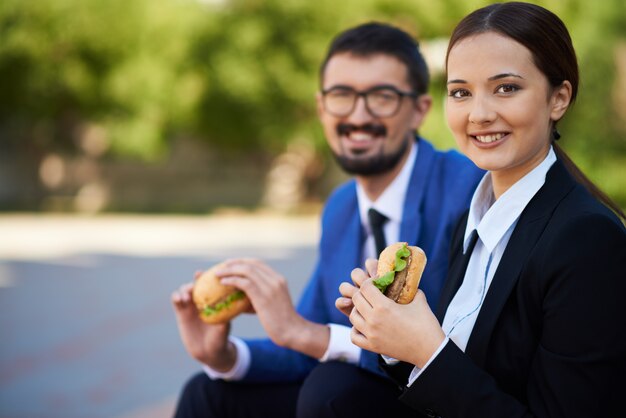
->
xmin=215 ymin=259 xmax=330 ymax=359
xmin=171 ymin=273 xmax=236 ymax=372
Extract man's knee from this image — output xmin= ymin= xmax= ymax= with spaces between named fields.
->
xmin=297 ymin=362 xmax=367 ymax=417
xmin=297 ymin=361 xmax=410 ymax=418
xmin=175 ymin=371 xmax=302 ymax=418
xmin=174 ymin=372 xmax=216 ymax=418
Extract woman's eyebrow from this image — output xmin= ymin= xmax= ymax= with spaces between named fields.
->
xmin=447 ymin=73 xmax=524 ymax=85
xmin=488 ymin=72 xmax=524 ymax=81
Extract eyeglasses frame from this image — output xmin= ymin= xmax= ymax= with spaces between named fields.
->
xmin=321 ymin=84 xmax=418 ymax=118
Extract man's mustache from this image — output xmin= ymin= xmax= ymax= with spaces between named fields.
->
xmin=336 ymin=123 xmax=386 ymax=137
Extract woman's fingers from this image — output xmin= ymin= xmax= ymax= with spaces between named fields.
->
xmin=350 ymin=321 xmax=369 ymax=350
xmin=339 ymin=281 xmax=357 ymax=298
xmin=365 ymin=258 xmax=378 ymax=278
xmin=351 ymin=287 xmax=374 ymax=317
xmin=351 ymin=267 xmax=369 ymax=288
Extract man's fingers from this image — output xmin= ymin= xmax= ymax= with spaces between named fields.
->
xmin=172 ymin=282 xmax=194 ymax=305
xmin=216 ymin=262 xmax=275 ymax=288
xmin=220 ymin=276 xmax=254 ymax=293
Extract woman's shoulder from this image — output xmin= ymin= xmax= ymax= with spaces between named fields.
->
xmin=545 ymin=184 xmax=625 ymax=254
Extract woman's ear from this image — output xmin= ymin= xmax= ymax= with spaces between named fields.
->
xmin=550 ymin=80 xmax=573 ymax=122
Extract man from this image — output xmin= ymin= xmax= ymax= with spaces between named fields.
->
xmin=172 ymin=22 xmax=483 ymax=418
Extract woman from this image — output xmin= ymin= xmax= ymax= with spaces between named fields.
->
xmin=336 ymin=2 xmax=626 ymax=417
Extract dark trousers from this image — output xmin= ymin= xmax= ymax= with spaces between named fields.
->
xmin=174 ymin=361 xmax=419 ymax=418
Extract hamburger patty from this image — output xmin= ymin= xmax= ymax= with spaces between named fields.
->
xmin=384 ymin=254 xmax=411 ymax=301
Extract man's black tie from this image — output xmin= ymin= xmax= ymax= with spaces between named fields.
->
xmin=368 ymin=208 xmax=388 ymax=257
xmin=359 ymin=208 xmax=390 ymax=371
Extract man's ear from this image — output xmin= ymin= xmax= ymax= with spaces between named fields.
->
xmin=550 ymin=81 xmax=572 ymax=122
xmin=411 ymin=94 xmax=432 ymax=130
xmin=316 ymin=91 xmax=324 ymax=118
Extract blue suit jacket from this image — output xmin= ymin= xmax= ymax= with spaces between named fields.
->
xmin=243 ymin=138 xmax=484 ymax=383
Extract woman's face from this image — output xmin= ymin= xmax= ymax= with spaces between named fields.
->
xmin=446 ymin=32 xmax=570 ymax=191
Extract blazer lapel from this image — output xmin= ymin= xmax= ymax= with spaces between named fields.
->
xmin=436 ymin=212 xmax=470 ymax=321
xmin=465 ymin=160 xmax=576 ymax=367
xmin=326 ymin=182 xmax=364 ymax=274
xmin=399 ymin=138 xmax=435 ymax=245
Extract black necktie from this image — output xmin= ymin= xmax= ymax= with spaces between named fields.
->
xmin=368 ymin=208 xmax=388 ymax=257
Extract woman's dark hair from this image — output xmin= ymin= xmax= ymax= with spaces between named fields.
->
xmin=320 ymin=22 xmax=430 ymax=96
xmin=446 ymin=2 xmax=624 ymax=220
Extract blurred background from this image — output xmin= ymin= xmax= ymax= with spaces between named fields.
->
xmin=0 ymin=0 xmax=624 ymax=416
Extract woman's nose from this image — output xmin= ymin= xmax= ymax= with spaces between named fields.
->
xmin=468 ymin=96 xmax=496 ymax=125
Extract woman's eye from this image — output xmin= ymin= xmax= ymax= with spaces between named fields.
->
xmin=448 ymin=89 xmax=469 ymax=98
xmin=496 ymin=84 xmax=520 ymax=94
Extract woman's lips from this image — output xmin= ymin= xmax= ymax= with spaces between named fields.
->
xmin=470 ymin=132 xmax=509 ymax=148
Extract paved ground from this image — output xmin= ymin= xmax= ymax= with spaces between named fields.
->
xmin=0 ymin=213 xmax=320 ymax=418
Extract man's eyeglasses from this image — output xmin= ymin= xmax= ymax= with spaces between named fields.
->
xmin=321 ymin=86 xmax=418 ymax=118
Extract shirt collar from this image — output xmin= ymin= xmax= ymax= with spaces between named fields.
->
xmin=464 ymin=147 xmax=557 ymax=253
xmin=357 ymin=140 xmax=418 ymax=230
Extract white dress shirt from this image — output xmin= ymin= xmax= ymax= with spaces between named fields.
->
xmin=406 ymin=147 xmax=556 ymax=386
xmin=204 ymin=141 xmax=419 ymax=380
xmin=320 ymin=140 xmax=418 ymax=364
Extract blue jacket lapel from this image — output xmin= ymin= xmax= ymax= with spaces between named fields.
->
xmin=399 ymin=138 xmax=435 ymax=245
xmin=324 ymin=181 xmax=364 ymax=274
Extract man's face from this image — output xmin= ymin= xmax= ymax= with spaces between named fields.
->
xmin=317 ymin=52 xmax=430 ymax=176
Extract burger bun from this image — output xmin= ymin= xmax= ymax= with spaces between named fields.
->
xmin=192 ymin=263 xmax=251 ymax=324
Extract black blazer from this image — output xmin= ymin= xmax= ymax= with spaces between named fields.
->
xmin=383 ymin=159 xmax=626 ymax=418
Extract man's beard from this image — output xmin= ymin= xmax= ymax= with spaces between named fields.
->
xmin=332 ymin=124 xmax=411 ymax=176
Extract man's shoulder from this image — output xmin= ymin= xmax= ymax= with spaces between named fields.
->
xmin=321 ymin=179 xmax=358 ymax=219
xmin=419 ymin=138 xmax=484 ymax=186
xmin=326 ymin=178 xmax=357 ymax=204
xmin=430 ymin=144 xmax=477 ymax=170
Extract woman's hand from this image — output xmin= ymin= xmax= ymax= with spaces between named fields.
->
xmin=336 ymin=258 xmax=378 ymax=317
xmin=349 ymin=278 xmax=446 ymax=368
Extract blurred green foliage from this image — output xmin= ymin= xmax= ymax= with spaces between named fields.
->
xmin=0 ymin=0 xmax=624 ymax=205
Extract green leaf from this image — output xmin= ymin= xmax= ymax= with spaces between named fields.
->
xmin=202 ymin=290 xmax=246 ymax=316
xmin=373 ymin=243 xmax=411 ymax=293
xmin=394 ymin=243 xmax=410 ymax=271
xmin=373 ymin=271 xmax=395 ymax=293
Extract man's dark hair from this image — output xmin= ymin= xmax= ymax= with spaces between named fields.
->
xmin=320 ymin=22 xmax=430 ymax=95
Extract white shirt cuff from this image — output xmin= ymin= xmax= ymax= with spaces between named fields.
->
xmin=407 ymin=337 xmax=449 ymax=387
xmin=202 ymin=336 xmax=251 ymax=381
xmin=318 ymin=323 xmax=361 ymax=364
